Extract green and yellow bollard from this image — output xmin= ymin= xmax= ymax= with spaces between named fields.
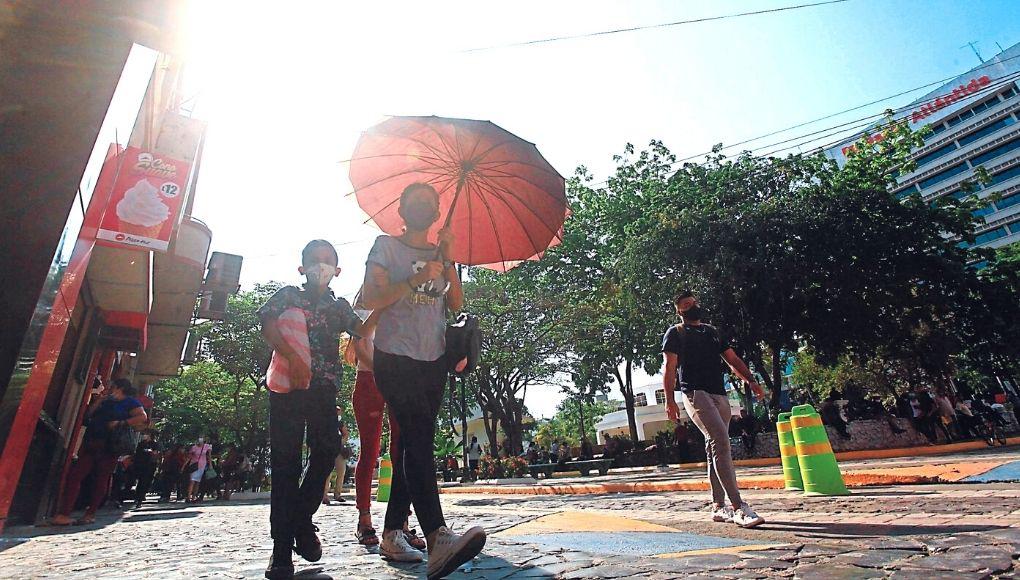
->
xmin=776 ymin=412 xmax=803 ymax=491
xmin=376 ymin=454 xmax=392 ymax=503
xmin=790 ymin=404 xmax=849 ymax=496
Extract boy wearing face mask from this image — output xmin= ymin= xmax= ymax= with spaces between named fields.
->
xmin=259 ymin=239 xmax=364 ymax=579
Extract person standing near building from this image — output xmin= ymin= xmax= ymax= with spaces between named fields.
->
xmin=662 ymin=291 xmax=766 ymax=528
xmin=466 ymin=436 xmax=482 ymax=480
xmin=259 ymin=239 xmax=365 ymax=580
xmin=131 ymin=432 xmax=160 ymax=509
xmin=48 ymin=378 xmax=147 ymax=525
xmin=361 ymin=182 xmax=486 ymax=578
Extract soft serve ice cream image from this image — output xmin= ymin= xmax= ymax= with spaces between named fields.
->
xmin=115 ymin=178 xmax=170 ymax=238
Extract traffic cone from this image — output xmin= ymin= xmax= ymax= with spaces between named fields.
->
xmin=776 ymin=412 xmax=803 ymax=491
xmin=790 ymin=404 xmax=849 ymax=496
xmin=376 ymin=454 xmax=392 ymax=503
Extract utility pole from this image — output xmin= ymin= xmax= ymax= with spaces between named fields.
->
xmin=960 ymin=41 xmax=985 ymax=64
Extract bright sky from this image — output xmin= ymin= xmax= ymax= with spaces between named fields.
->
xmin=178 ymin=0 xmax=1020 ymax=418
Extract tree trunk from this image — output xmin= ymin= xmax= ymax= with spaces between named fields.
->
xmin=613 ymin=364 xmax=640 ymax=443
xmin=577 ymin=397 xmax=586 ymax=443
xmin=770 ymin=345 xmax=783 ymax=411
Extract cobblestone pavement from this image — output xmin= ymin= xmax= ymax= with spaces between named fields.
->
xmin=2 ymin=480 xmax=1020 ymax=579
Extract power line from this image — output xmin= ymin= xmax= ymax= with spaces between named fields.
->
xmin=584 ymin=53 xmax=1020 ymax=188
xmin=460 ymin=0 xmax=849 ymax=53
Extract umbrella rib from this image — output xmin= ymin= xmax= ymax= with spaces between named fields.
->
xmin=352 ymin=165 xmax=456 ymax=195
xmin=474 ymin=158 xmax=564 ymax=180
xmin=472 ymin=179 xmax=512 ymax=267
xmin=341 ymin=152 xmax=446 ymax=166
xmin=468 ymin=175 xmax=566 ymax=241
xmin=475 ymin=164 xmax=566 ymax=194
xmin=470 ymin=178 xmax=547 ymax=259
xmin=365 ymin=126 xmax=457 ymax=171
xmin=415 ymin=119 xmax=463 ymax=170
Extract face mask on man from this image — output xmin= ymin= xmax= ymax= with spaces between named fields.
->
xmin=197 ymin=437 xmax=205 ymax=444
xmin=305 ymin=262 xmax=336 ymax=288
xmin=401 ymin=201 xmax=439 ymax=231
xmin=682 ymin=305 xmax=705 ymax=321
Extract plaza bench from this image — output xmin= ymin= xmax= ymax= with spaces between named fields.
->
xmin=528 ymin=463 xmax=557 ymax=479
xmin=566 ymin=459 xmax=614 ymax=476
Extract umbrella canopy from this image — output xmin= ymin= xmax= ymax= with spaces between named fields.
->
xmin=349 ymin=116 xmax=566 ymax=267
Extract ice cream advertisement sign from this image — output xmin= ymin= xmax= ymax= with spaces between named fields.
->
xmin=97 ymin=147 xmax=191 ymax=252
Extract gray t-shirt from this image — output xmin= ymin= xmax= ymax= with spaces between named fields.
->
xmin=366 ymin=235 xmax=446 ymax=362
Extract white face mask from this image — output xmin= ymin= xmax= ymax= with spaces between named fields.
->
xmin=197 ymin=438 xmax=205 ymax=444
xmin=306 ymin=262 xmax=335 ymax=287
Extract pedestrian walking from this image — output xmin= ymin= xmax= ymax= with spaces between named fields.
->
xmin=662 ymin=291 xmax=766 ymax=528
xmin=185 ymin=436 xmax=212 ymax=502
xmin=260 ymin=239 xmax=366 ymax=580
xmin=158 ymin=444 xmax=186 ymax=502
xmin=361 ymin=182 xmax=485 ymax=578
xmin=130 ymin=432 xmax=159 ymax=508
xmin=322 ymin=410 xmax=351 ymax=505
xmin=48 ymin=378 xmax=147 ymax=525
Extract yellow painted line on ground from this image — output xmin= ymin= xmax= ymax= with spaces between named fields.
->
xmin=496 ymin=510 xmax=677 ymax=537
xmin=654 ymin=543 xmax=782 ymax=559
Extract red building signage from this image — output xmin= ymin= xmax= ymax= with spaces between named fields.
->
xmin=910 ymin=75 xmax=991 ymax=124
xmin=96 ymin=146 xmax=191 ymax=252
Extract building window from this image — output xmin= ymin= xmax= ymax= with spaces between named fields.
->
xmin=929 ymin=122 xmax=948 ymax=137
xmin=973 ymin=203 xmax=996 ymax=217
xmin=986 ymin=164 xmax=1020 ymax=188
xmin=975 ymin=227 xmax=1009 ymax=245
xmin=634 ymin=393 xmax=648 ymax=407
xmin=957 ymin=117 xmax=1017 ymax=147
xmin=655 ymin=389 xmax=666 ymax=405
xmin=918 ymin=163 xmax=969 ymax=190
xmin=970 ymin=137 xmax=1020 ymax=167
xmin=915 ymin=142 xmax=958 ymax=168
xmin=997 ymin=191 xmax=1020 ymax=210
xmin=1003 ymin=86 xmax=1018 ymax=99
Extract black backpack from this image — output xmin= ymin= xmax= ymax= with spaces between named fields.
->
xmin=446 ymin=313 xmax=481 ymax=376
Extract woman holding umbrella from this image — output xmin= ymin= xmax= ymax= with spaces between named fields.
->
xmin=361 ymin=183 xmax=484 ymax=577
xmin=351 ymin=115 xmax=566 ymax=579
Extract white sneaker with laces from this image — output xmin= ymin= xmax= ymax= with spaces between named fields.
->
xmin=731 ymin=503 xmax=765 ymax=528
xmin=380 ymin=529 xmax=424 ymax=562
xmin=712 ymin=505 xmax=734 ymax=522
xmin=426 ymin=525 xmax=486 ymax=580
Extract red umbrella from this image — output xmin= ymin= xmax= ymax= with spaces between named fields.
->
xmin=349 ymin=116 xmax=566 ymax=267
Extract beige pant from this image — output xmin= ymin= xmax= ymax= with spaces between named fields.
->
xmin=681 ymin=389 xmax=743 ymax=507
xmin=324 ymin=455 xmax=347 ymax=498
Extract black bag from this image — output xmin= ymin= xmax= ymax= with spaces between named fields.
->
xmin=445 ymin=313 xmax=481 ymax=376
xmin=108 ymin=423 xmax=136 ymax=456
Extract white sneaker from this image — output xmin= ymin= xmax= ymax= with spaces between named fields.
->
xmin=426 ymin=526 xmax=486 ymax=580
xmin=731 ymin=503 xmax=765 ymax=528
xmin=380 ymin=529 xmax=424 ymax=562
xmin=712 ymin=505 xmax=734 ymax=522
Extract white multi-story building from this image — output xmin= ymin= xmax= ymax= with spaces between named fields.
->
xmin=593 ymin=379 xmax=745 ymax=444
xmin=825 ymin=42 xmax=1020 ymax=251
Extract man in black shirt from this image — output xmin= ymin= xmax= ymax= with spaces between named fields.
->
xmin=662 ymin=291 xmax=766 ymax=528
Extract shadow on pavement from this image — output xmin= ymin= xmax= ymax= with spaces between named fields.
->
xmin=120 ymin=511 xmax=200 ymax=523
xmin=763 ymin=520 xmax=1007 ymax=537
xmin=378 ymin=552 xmax=522 ymax=579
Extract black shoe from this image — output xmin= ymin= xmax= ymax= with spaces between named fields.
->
xmin=265 ymin=542 xmax=294 ymax=580
xmin=294 ymin=523 xmax=322 ymax=562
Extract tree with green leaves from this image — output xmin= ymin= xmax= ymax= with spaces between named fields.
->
xmin=463 ymin=266 xmax=560 ymax=455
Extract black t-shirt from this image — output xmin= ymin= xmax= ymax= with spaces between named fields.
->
xmin=661 ymin=323 xmax=730 ymax=396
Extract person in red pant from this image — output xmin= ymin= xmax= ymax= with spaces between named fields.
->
xmin=49 ymin=378 xmax=147 ymax=525
xmin=345 ymin=302 xmax=426 ymax=551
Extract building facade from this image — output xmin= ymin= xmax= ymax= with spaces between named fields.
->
xmin=825 ymin=42 xmax=1020 ymax=251
xmin=0 ymin=3 xmax=214 ymax=530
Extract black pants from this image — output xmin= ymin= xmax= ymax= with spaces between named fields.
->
xmin=373 ymin=348 xmax=447 ymax=537
xmin=134 ymin=463 xmax=156 ymax=506
xmin=269 ymin=385 xmax=340 ymax=542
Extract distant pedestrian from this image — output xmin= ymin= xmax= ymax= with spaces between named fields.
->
xmin=820 ymin=392 xmax=851 ymax=439
xmin=323 ymin=412 xmax=352 ymax=505
xmin=131 ymin=432 xmax=159 ymax=508
xmin=185 ymin=436 xmax=212 ymax=502
xmin=662 ymin=291 xmax=765 ymax=528
xmin=467 ymin=436 xmax=482 ymax=479
xmin=159 ymin=444 xmax=186 ymax=502
xmin=48 ymin=379 xmax=147 ymax=525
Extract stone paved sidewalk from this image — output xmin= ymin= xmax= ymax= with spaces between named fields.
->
xmin=2 ymin=482 xmax=1019 ymax=578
